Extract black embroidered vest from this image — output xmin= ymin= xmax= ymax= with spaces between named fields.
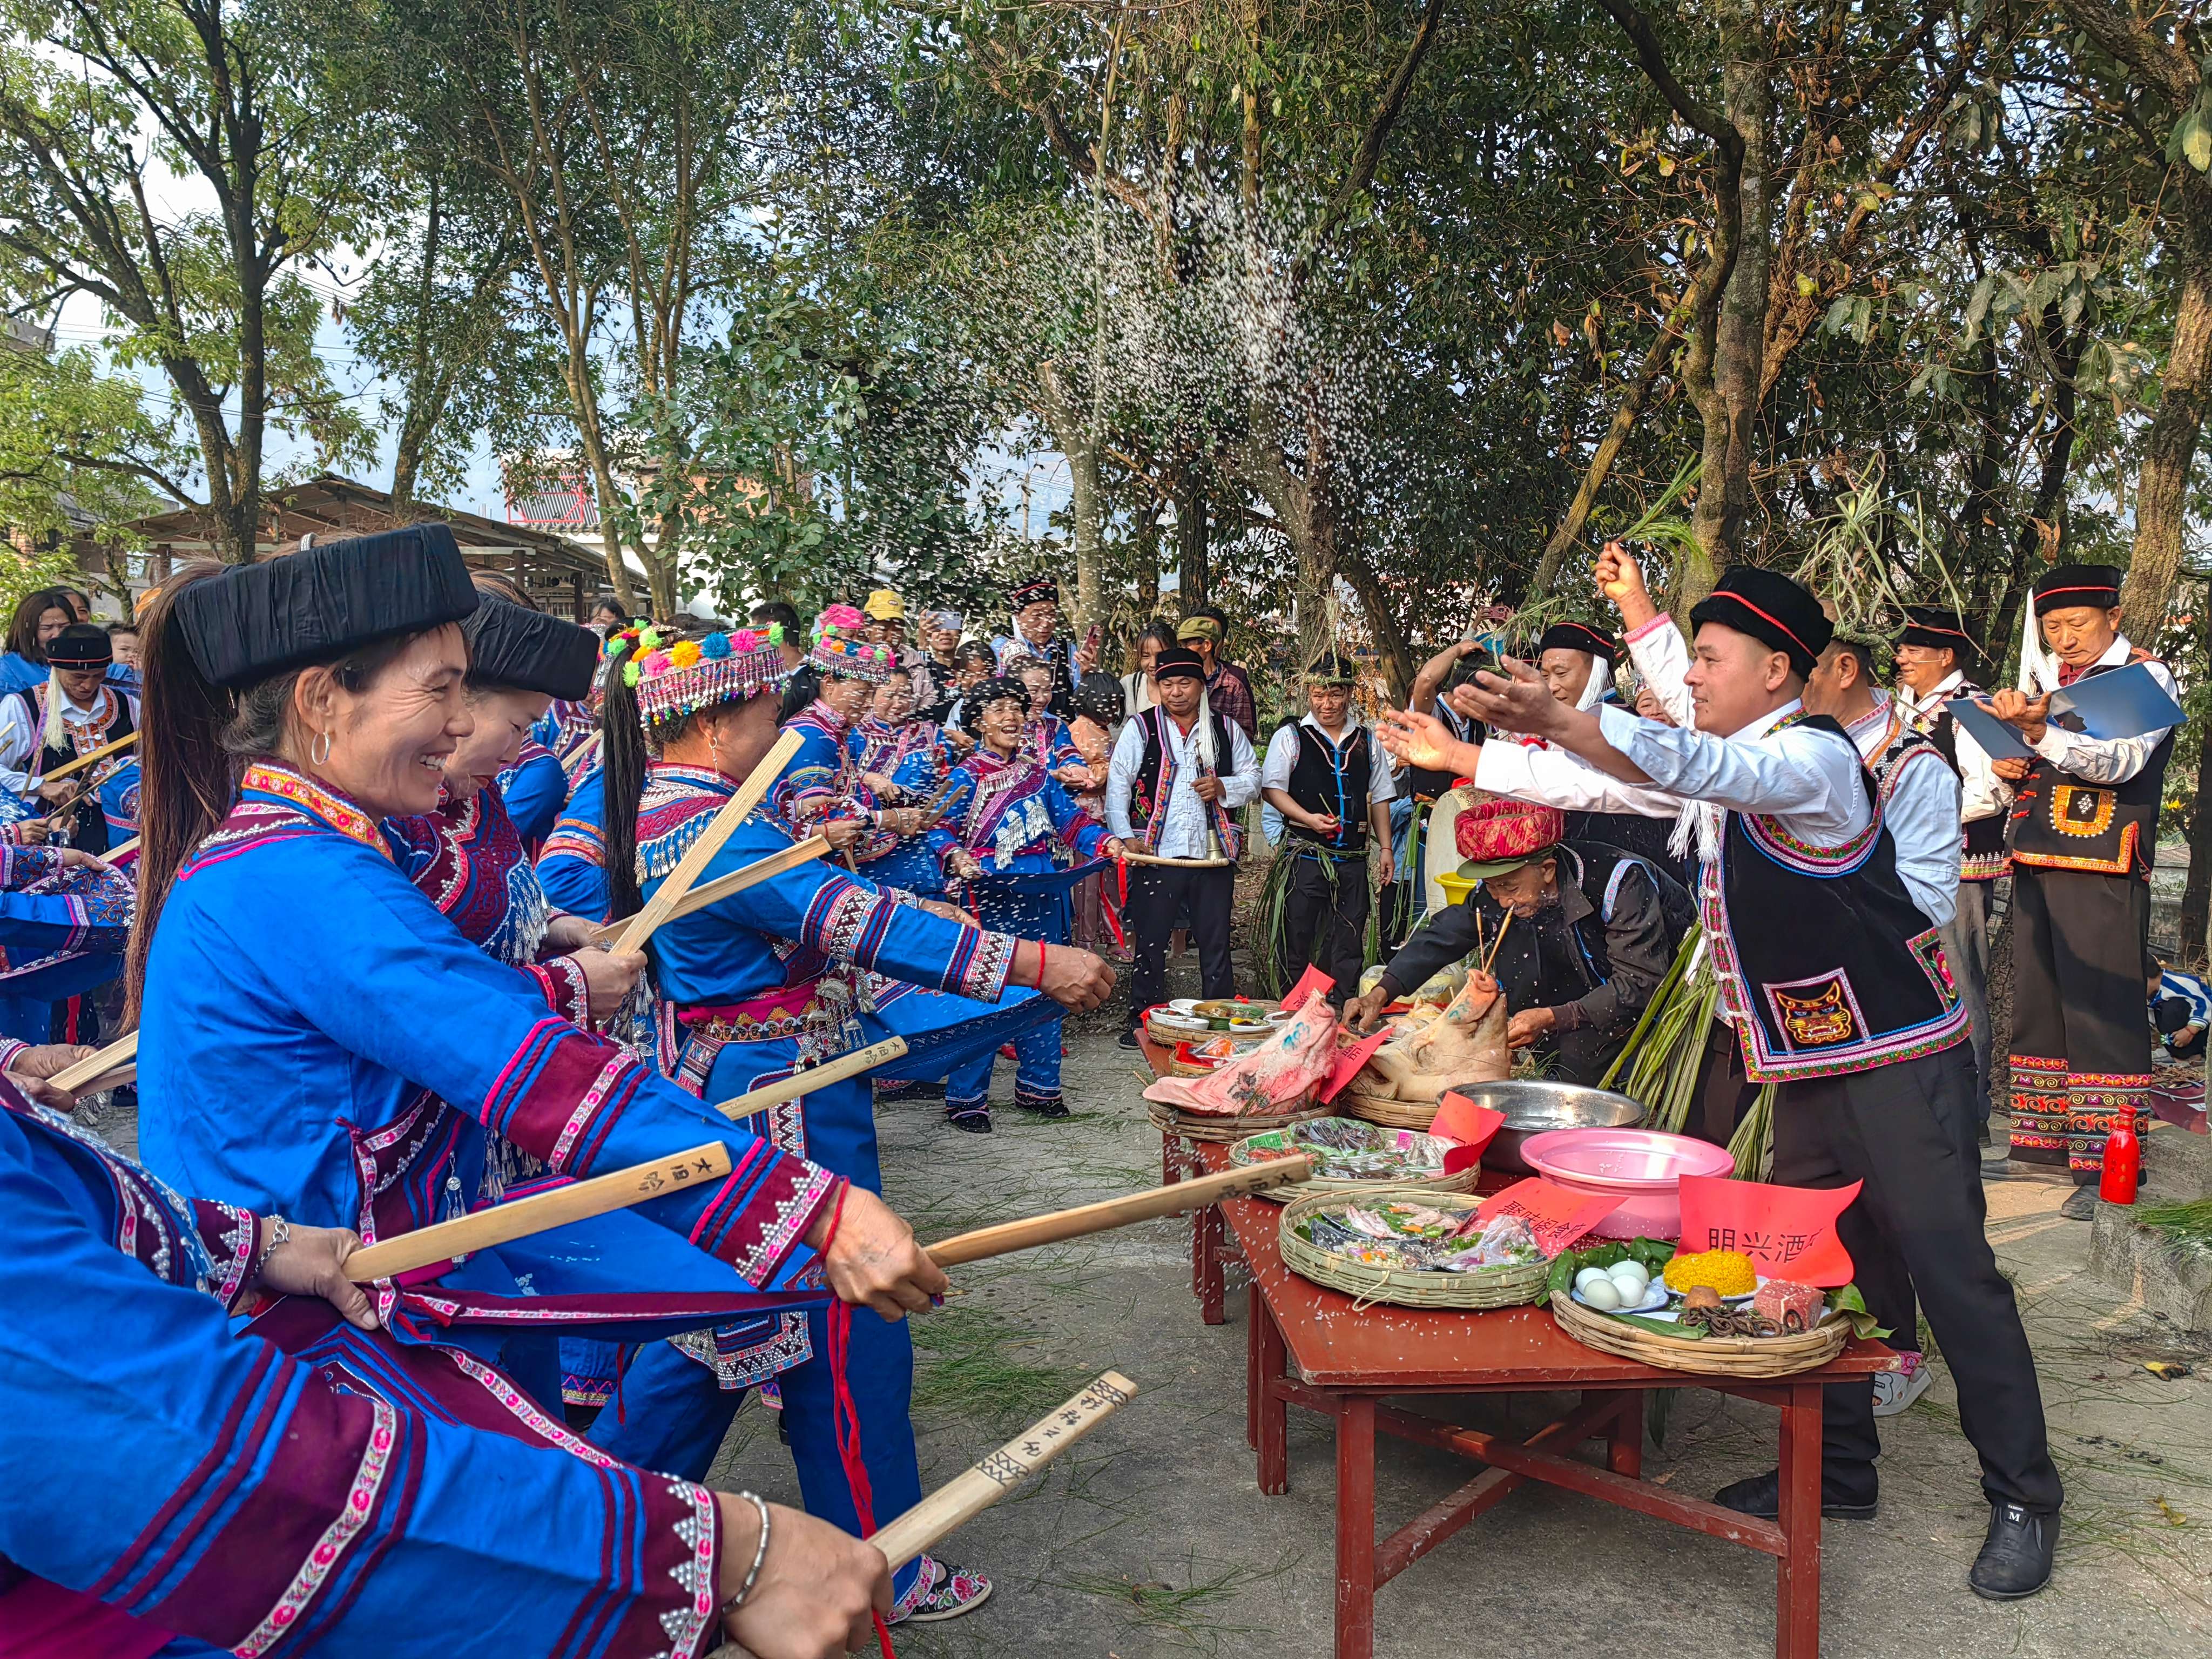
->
xmin=2007 ymin=659 xmax=2173 ymax=881
xmin=1128 ymin=706 xmax=1243 ymax=860
xmin=1703 ymin=714 xmax=1969 ymax=1082
xmin=1283 ymin=720 xmax=1374 ymax=853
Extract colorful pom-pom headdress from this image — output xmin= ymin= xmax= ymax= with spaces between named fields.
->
xmin=807 ymin=603 xmax=900 ymax=685
xmin=606 ymin=621 xmax=790 ymax=736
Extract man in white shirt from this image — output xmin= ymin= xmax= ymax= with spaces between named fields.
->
xmin=1106 ymin=648 xmax=1260 ymax=1047
xmin=1382 ymin=561 xmax=2061 ymax=1601
xmin=1259 ymin=652 xmax=1396 ymax=1004
xmin=1984 ymin=565 xmax=2181 ymax=1202
xmin=1896 ymin=606 xmax=2008 ymax=1135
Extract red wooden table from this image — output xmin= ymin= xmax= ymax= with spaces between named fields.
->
xmin=1136 ymin=1041 xmax=1893 ymax=1658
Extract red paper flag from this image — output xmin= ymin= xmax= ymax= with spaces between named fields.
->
xmin=1675 ymin=1175 xmax=1860 ymax=1288
xmin=1282 ymin=965 xmax=1339 ymax=1013
xmin=1428 ymin=1089 xmax=1506 ymax=1174
xmin=1321 ymin=1027 xmax=1391 ymax=1103
xmin=1469 ymin=1177 xmax=1622 ymax=1256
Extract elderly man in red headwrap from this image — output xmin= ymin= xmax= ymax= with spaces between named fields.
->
xmin=1344 ymin=795 xmax=1688 ymax=1084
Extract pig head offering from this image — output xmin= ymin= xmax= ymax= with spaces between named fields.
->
xmin=1364 ymin=969 xmax=1508 ymax=1101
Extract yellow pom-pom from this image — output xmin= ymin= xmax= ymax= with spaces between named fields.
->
xmin=1661 ymin=1249 xmax=1758 ymax=1298
xmin=670 ymin=640 xmax=701 ymax=669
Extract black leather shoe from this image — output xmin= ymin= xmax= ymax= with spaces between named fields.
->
xmin=1714 ymin=1469 xmax=1878 ymax=1520
xmin=946 ymin=1108 xmax=993 ymax=1135
xmin=1117 ymin=1028 xmax=1143 ymax=1050
xmin=1970 ymin=1502 xmax=2056 ymax=1599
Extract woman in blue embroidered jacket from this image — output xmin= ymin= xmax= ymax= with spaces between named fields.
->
xmin=0 ymin=838 xmax=134 ymax=1043
xmin=0 ymin=1072 xmax=894 ymax=1659
xmin=458 ymin=571 xmax=574 ymax=848
xmin=846 ymin=668 xmax=954 ymax=898
xmin=595 ymin=622 xmax=1115 ymax=1625
xmin=537 ymin=761 xmax=611 ymax=921
xmin=770 ymin=605 xmax=930 ymax=864
xmin=126 ymin=527 xmax=951 ymax=1410
xmin=930 ymin=676 xmax=1120 ymax=1130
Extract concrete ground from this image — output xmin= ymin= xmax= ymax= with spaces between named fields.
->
xmin=683 ymin=1014 xmax=2212 ymax=1659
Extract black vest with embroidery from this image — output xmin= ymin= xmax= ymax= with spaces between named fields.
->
xmin=1129 ymin=705 xmax=1243 ymax=860
xmin=1911 ymin=679 xmax=2009 ymax=881
xmin=1703 ymin=714 xmax=1968 ymax=1083
xmin=2008 ymin=659 xmax=2173 ymax=881
xmin=14 ymin=686 xmax=132 ymax=854
xmin=1283 ymin=720 xmax=1374 ymax=853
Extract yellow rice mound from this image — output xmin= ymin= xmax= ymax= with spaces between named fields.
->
xmin=1662 ymin=1249 xmax=1757 ymax=1297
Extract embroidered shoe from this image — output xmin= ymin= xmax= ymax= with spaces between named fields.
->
xmin=1872 ymin=1352 xmax=1934 ymax=1418
xmin=892 ymin=1556 xmax=994 ymax=1624
xmin=1014 ymin=1087 xmax=1070 ymax=1119
xmin=946 ymin=1104 xmax=994 ymax=1134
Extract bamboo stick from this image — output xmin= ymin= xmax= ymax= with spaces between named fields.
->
xmin=711 ymin=1037 xmax=909 ymax=1122
xmin=103 ymin=835 xmax=139 ymax=861
xmin=1481 ymin=908 xmax=1514 ymax=975
xmin=923 ymin=1157 xmax=1314 ymax=1267
xmin=51 ymin=1029 xmax=136 ymax=1094
xmin=869 ymin=1372 xmax=1137 ymax=1570
xmin=603 ymin=728 xmax=802 ymax=959
xmin=39 ymin=729 xmax=137 ymax=784
xmin=585 ymin=836 xmax=828 ymax=947
xmin=345 ymin=1142 xmax=733 ymax=1281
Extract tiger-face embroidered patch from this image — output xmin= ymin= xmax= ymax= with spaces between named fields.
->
xmin=1771 ymin=979 xmax=1858 ymax=1047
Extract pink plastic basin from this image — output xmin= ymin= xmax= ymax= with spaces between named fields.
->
xmin=1520 ymin=1127 xmax=1737 ymax=1239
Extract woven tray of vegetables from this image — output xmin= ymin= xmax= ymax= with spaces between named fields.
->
xmin=1279 ymin=1190 xmax=1550 ymax=1310
xmin=1545 ymin=1240 xmax=1885 ymax=1379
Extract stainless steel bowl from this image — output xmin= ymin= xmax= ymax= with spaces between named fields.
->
xmin=1436 ymin=1078 xmax=1648 ymax=1175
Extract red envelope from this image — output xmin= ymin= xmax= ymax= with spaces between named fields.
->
xmin=1428 ymin=1089 xmax=1506 ymax=1174
xmin=1675 ymin=1175 xmax=1860 ymax=1287
xmin=1469 ymin=1177 xmax=1622 ymax=1256
xmin=1321 ymin=1027 xmax=1391 ymax=1102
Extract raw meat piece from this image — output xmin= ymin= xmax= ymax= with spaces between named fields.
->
xmin=1363 ymin=970 xmax=1508 ymax=1101
xmin=1752 ymin=1279 xmax=1825 ymax=1333
xmin=1144 ymin=988 xmax=1338 ymax=1116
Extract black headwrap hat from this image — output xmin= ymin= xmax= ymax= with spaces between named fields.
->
xmin=1007 ymin=576 xmax=1058 ymax=611
xmin=1688 ymin=568 xmax=1831 ymax=680
xmin=45 ymin=623 xmax=112 ymax=671
xmin=176 ymin=524 xmax=479 ymax=688
xmin=2032 ymin=563 xmax=2124 ymax=615
xmin=1305 ymin=650 xmax=1358 ymax=686
xmin=1900 ymin=605 xmax=1978 ymax=657
xmin=1536 ymin=621 xmax=1620 ymax=663
xmin=1152 ymin=646 xmax=1206 ymax=684
xmin=464 ymin=597 xmax=598 ymax=700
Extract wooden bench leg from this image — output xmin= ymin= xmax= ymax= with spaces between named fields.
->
xmin=1775 ymin=1379 xmax=1824 ymax=1659
xmin=1246 ymin=1280 xmax=1262 ymax=1449
xmin=1608 ymin=1390 xmax=1644 ymax=1479
xmin=1256 ymin=1298 xmax=1289 ymax=1495
xmin=1334 ymin=1394 xmax=1377 ymax=1659
xmin=1198 ymin=1201 xmax=1225 ymax=1324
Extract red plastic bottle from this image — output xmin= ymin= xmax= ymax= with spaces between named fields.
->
xmin=2099 ymin=1124 xmax=2141 ymax=1205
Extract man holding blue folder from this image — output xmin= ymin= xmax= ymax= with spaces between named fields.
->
xmin=1984 ymin=564 xmax=2180 ymax=1205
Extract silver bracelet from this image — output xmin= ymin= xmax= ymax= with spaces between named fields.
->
xmin=253 ymin=1215 xmax=291 ymax=1285
xmin=720 ymin=1490 xmax=771 ymax=1615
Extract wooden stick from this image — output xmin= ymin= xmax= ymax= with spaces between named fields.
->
xmin=1482 ymin=908 xmax=1514 ymax=975
xmin=345 ymin=1142 xmax=733 ymax=1281
xmin=39 ymin=729 xmax=137 ymax=784
xmin=923 ymin=1156 xmax=1314 ymax=1267
xmin=869 ymin=1372 xmax=1137 ymax=1570
xmin=585 ymin=836 xmax=828 ymax=947
xmin=603 ymin=727 xmax=802 ymax=959
xmin=1117 ymin=849 xmax=1230 ymax=868
xmin=103 ymin=835 xmax=138 ymax=861
xmin=712 ymin=1036 xmax=909 ymax=1122
xmin=52 ymin=1029 xmax=137 ymax=1094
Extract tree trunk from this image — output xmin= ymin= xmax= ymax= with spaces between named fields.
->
xmin=1685 ymin=1 xmax=1772 ymax=597
xmin=2121 ymin=242 xmax=2212 ymax=643
xmin=2180 ymin=578 xmax=2212 ymax=967
xmin=1034 ymin=361 xmax=1103 ymax=631
xmin=1176 ymin=466 xmax=1209 ymax=608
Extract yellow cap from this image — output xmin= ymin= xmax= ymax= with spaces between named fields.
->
xmin=863 ymin=589 xmax=905 ymax=621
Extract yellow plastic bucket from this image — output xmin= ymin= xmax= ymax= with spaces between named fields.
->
xmin=1436 ymin=869 xmax=1480 ymax=908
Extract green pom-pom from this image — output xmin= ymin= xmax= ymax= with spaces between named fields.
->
xmin=767 ymin=623 xmax=784 ymax=645
xmin=605 ymin=635 xmax=632 ymax=660
xmin=623 ymin=662 xmax=642 ymax=688
xmin=638 ymin=626 xmax=663 ymax=653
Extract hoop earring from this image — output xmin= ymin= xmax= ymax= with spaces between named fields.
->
xmin=309 ymin=729 xmax=333 ymax=766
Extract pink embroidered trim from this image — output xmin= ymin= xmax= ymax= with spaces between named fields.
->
xmin=547 ymin=1054 xmax=630 ymax=1171
xmin=239 ymin=762 xmax=390 ymax=861
xmin=444 ymin=1348 xmax=626 ymax=1467
xmin=663 ymin=1478 xmax=721 ymax=1658
xmin=233 ymin=1399 xmax=396 ymax=1657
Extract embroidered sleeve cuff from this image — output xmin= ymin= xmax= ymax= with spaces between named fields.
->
xmin=524 ymin=957 xmax=594 ymax=1026
xmin=0 ymin=1036 xmax=25 ymax=1071
xmin=946 ymin=928 xmax=1017 ymax=1001
xmin=0 ymin=844 xmax=59 ymax=887
xmin=690 ymin=1154 xmax=842 ymax=1286
xmin=642 ymin=1477 xmax=724 ymax=1659
xmin=195 ymin=1199 xmax=262 ymax=1310
xmin=1624 ymin=613 xmax=1674 ymax=644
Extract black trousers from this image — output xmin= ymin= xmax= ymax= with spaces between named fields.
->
xmin=1125 ymin=863 xmax=1236 ymax=1024
xmin=2008 ymin=864 xmax=2154 ymax=1172
xmin=1773 ymin=1043 xmax=2062 ymax=1514
xmin=1273 ymin=845 xmax=1370 ymax=1004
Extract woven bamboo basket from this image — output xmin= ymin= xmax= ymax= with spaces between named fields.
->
xmin=1278 ymin=1189 xmax=1550 ymax=1310
xmin=1547 ymin=1290 xmax=1854 ymax=1378
xmin=1142 ymin=1000 xmax=1283 ymax=1047
xmin=1229 ymin=1128 xmax=1478 ymax=1204
xmin=1338 ymin=1083 xmax=1443 ymax=1131
xmin=1143 ymin=1095 xmax=1331 ymax=1145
